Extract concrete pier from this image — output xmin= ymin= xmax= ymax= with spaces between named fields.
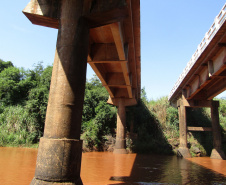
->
xmin=177 ymin=98 xmax=225 ymax=160
xmin=210 ymin=101 xmax=226 ymax=160
xmin=23 ymin=0 xmax=141 ymax=182
xmin=177 ymin=98 xmax=191 ymax=158
xmin=114 ymin=99 xmax=127 ymax=154
xmin=31 ymin=0 xmax=89 ymax=184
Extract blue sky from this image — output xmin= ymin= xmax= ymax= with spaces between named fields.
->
xmin=0 ymin=1 xmax=226 ymax=100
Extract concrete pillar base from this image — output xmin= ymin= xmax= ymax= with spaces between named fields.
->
xmin=177 ymin=147 xmax=191 ymax=158
xmin=30 ymin=177 xmax=83 ymax=185
xmin=210 ymin=148 xmax=226 ymax=160
xmin=114 ymin=138 xmax=127 ymax=154
xmin=113 ymin=148 xmax=128 ymax=154
xmin=32 ymin=137 xmax=83 ymax=184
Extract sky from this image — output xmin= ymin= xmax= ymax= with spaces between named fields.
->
xmin=0 ymin=1 xmax=226 ymax=100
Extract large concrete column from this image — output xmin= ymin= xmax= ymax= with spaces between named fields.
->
xmin=31 ymin=1 xmax=89 ymax=184
xmin=114 ymin=99 xmax=127 ymax=154
xmin=177 ymin=100 xmax=191 ymax=158
xmin=210 ymin=101 xmax=226 ymax=160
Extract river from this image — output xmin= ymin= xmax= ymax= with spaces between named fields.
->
xmin=0 ymin=147 xmax=225 ymax=185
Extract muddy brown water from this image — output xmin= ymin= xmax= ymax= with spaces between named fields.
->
xmin=0 ymin=147 xmax=225 ymax=185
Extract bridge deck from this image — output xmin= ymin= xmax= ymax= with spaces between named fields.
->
xmin=88 ymin=0 xmax=140 ymax=102
xmin=23 ymin=0 xmax=140 ymax=105
xmin=169 ymin=4 xmax=226 ymax=103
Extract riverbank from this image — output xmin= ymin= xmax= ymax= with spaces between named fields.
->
xmin=1 ymin=97 xmax=226 ymax=158
xmin=0 ymin=143 xmax=39 ymax=148
xmin=0 ymin=60 xmax=225 ymax=156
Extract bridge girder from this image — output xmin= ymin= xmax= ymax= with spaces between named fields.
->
xmin=169 ymin=4 xmax=226 ymax=104
xmin=23 ymin=0 xmax=141 ymax=104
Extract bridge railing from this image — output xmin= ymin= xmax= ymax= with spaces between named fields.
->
xmin=168 ymin=3 xmax=226 ymax=101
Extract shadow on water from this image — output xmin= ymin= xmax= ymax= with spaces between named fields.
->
xmin=108 ymin=102 xmax=226 ymax=184
xmin=108 ymin=154 xmax=226 ymax=185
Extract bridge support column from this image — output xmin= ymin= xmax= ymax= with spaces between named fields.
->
xmin=31 ymin=1 xmax=89 ymax=184
xmin=114 ymin=99 xmax=127 ymax=154
xmin=210 ymin=101 xmax=226 ymax=160
xmin=177 ymin=100 xmax=191 ymax=158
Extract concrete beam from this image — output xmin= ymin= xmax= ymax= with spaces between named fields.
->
xmin=107 ymin=96 xmax=137 ymax=106
xmin=187 ymin=127 xmax=213 ymax=132
xmin=177 ymin=99 xmax=213 ymax=108
xmin=23 ymin=0 xmax=60 ymax=29
xmin=23 ymin=0 xmax=128 ymax=29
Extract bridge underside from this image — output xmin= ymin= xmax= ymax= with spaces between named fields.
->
xmin=23 ymin=0 xmax=140 ymax=104
xmin=182 ymin=45 xmax=226 ymax=102
xmin=170 ymin=21 xmax=226 ymax=104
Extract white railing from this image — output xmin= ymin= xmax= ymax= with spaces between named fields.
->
xmin=168 ymin=3 xmax=226 ymax=101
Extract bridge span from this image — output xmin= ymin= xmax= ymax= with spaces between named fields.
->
xmin=169 ymin=4 xmax=226 ymax=160
xmin=23 ymin=0 xmax=140 ymax=184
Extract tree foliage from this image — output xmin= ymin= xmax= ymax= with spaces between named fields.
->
xmin=0 ymin=60 xmax=117 ymax=148
xmin=0 ymin=60 xmax=52 ymax=146
xmin=81 ymin=75 xmax=117 ymax=151
xmin=1 ymin=58 xmax=225 ymax=155
xmin=0 ymin=59 xmax=13 ymax=72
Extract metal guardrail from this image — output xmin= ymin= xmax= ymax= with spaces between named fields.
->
xmin=168 ymin=3 xmax=226 ymax=101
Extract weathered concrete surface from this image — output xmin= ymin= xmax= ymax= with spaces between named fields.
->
xmin=23 ymin=0 xmax=141 ymax=183
xmin=114 ymin=99 xmax=127 ymax=154
xmin=210 ymin=101 xmax=226 ymax=160
xmin=177 ymin=99 xmax=225 ymax=159
xmin=177 ymin=147 xmax=191 ymax=158
xmin=33 ymin=138 xmax=83 ymax=181
xmin=211 ymin=148 xmax=226 ymax=160
xmin=31 ymin=0 xmax=89 ymax=184
xmin=31 ymin=178 xmax=82 ymax=185
xmin=177 ymin=98 xmax=191 ymax=158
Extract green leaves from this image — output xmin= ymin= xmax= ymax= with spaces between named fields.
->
xmin=0 ymin=59 xmax=13 ymax=72
xmin=0 ymin=105 xmax=39 ymax=146
xmin=81 ymin=75 xmax=116 ymax=151
xmin=0 ymin=66 xmax=22 ymax=104
xmin=0 ymin=60 xmax=52 ymax=146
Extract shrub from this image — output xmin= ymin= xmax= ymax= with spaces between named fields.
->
xmin=0 ymin=105 xmax=40 ymax=146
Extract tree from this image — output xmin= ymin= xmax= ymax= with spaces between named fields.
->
xmin=0 ymin=59 xmax=13 ymax=72
xmin=141 ymin=87 xmax=148 ymax=104
xmin=0 ymin=66 xmax=23 ymax=105
xmin=0 ymin=60 xmax=53 ymax=145
xmin=25 ymin=65 xmax=53 ymax=135
xmin=81 ymin=75 xmax=117 ymax=150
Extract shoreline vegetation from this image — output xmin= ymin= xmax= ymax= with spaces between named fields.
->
xmin=0 ymin=59 xmax=225 ymax=156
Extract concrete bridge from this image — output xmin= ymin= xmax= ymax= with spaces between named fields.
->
xmin=169 ymin=3 xmax=226 ymax=160
xmin=23 ymin=0 xmax=140 ymax=184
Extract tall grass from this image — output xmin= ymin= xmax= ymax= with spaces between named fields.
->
xmin=144 ymin=97 xmax=226 ymax=156
xmin=0 ymin=105 xmax=40 ymax=147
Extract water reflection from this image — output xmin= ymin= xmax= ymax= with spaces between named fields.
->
xmin=0 ymin=148 xmax=225 ymax=185
xmin=108 ymin=154 xmax=226 ymax=185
